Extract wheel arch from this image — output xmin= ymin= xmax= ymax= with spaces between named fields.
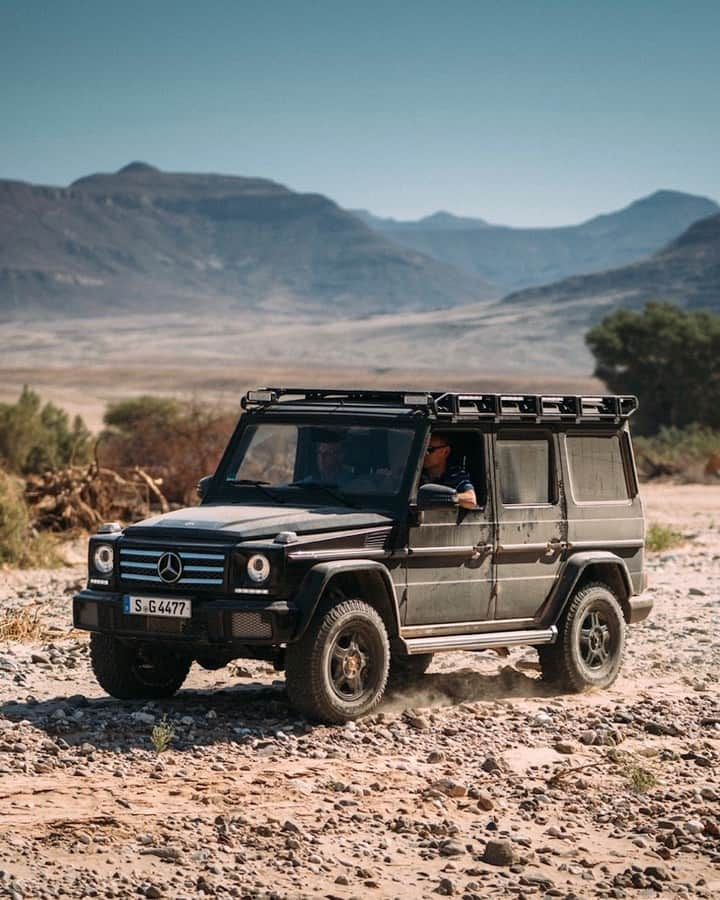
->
xmin=541 ymin=551 xmax=633 ymax=626
xmin=291 ymin=560 xmax=400 ymax=641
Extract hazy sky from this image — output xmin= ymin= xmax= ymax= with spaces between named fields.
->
xmin=2 ymin=0 xmax=719 ymax=226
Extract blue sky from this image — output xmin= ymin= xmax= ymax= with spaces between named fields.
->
xmin=1 ymin=0 xmax=718 ymax=225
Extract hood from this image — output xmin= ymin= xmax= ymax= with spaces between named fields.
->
xmin=124 ymin=503 xmax=395 ymax=542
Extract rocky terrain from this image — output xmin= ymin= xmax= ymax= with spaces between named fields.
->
xmin=0 ymin=484 xmax=718 ymax=899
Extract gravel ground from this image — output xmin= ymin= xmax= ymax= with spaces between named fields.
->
xmin=0 ymin=484 xmax=718 ymax=899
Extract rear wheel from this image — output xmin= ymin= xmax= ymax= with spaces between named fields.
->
xmin=90 ymin=633 xmax=191 ymax=699
xmin=285 ymin=597 xmax=390 ymax=723
xmin=539 ymin=582 xmax=625 ymax=692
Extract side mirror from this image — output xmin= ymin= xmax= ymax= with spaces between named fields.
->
xmin=196 ymin=475 xmax=213 ymax=500
xmin=416 ymin=483 xmax=458 ymax=510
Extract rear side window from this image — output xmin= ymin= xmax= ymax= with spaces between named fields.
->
xmin=567 ymin=434 xmax=629 ymax=502
xmin=496 ymin=437 xmax=552 ymax=505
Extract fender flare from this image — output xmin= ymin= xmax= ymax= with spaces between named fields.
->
xmin=539 ymin=551 xmax=633 ymax=627
xmin=291 ymin=559 xmax=401 ymax=641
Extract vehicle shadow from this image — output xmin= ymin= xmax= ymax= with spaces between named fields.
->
xmin=0 ymin=664 xmax=558 ymax=753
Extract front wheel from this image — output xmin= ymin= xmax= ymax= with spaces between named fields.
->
xmin=285 ymin=597 xmax=390 ymax=723
xmin=539 ymin=582 xmax=625 ymax=692
xmin=90 ymin=634 xmax=191 ymax=699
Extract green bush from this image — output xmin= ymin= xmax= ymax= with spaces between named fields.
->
xmin=645 ymin=522 xmax=683 ymax=553
xmin=0 ymin=469 xmax=65 ymax=568
xmin=0 ymin=386 xmax=92 ymax=474
xmin=586 ymin=302 xmax=720 ymax=435
xmin=634 ymin=424 xmax=720 ymax=479
xmin=0 ymin=469 xmax=30 ymax=564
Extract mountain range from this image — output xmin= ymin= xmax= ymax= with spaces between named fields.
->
xmin=1 ymin=163 xmax=719 ymax=374
xmin=353 ymin=191 xmax=719 ymax=291
xmin=503 ymin=211 xmax=720 ymax=315
xmin=0 ymin=163 xmax=496 ymax=320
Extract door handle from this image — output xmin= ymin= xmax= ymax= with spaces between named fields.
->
xmin=471 ymin=543 xmax=493 ymax=559
xmin=545 ymin=539 xmax=569 ymax=553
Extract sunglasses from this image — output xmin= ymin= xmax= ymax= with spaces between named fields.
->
xmin=425 ymin=444 xmax=449 ymax=454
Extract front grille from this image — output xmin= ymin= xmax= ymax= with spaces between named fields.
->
xmin=119 ymin=546 xmax=226 ymax=590
xmin=231 ymin=612 xmax=272 ymax=639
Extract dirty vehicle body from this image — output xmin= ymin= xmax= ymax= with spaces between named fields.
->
xmin=74 ymin=388 xmax=651 ymax=723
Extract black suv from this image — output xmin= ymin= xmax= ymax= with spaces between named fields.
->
xmin=74 ymin=388 xmax=651 ymax=723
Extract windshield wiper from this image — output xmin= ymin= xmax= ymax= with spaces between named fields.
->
xmin=228 ymin=479 xmax=285 ymax=504
xmin=289 ymin=481 xmax=358 ymax=509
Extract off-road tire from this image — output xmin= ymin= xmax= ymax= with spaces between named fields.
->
xmin=90 ymin=633 xmax=191 ymax=699
xmin=539 ymin=582 xmax=625 ymax=692
xmin=285 ymin=597 xmax=390 ymax=723
xmin=388 ymin=652 xmax=433 ymax=688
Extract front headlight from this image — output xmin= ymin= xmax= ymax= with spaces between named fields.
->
xmin=93 ymin=544 xmax=114 ymax=575
xmin=246 ymin=554 xmax=271 ymax=583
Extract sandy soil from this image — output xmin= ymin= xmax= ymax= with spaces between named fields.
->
xmin=0 ymin=314 xmax=603 ymax=431
xmin=0 ymin=484 xmax=718 ymax=899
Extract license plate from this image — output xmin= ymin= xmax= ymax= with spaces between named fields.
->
xmin=123 ymin=595 xmax=192 ymax=618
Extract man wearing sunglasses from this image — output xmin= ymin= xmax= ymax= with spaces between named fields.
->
xmin=421 ymin=434 xmax=477 ymax=509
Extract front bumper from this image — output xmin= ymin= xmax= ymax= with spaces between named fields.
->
xmin=73 ymin=589 xmax=296 ymax=647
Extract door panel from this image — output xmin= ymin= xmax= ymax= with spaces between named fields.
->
xmin=404 ymin=432 xmax=494 ymax=630
xmin=493 ymin=432 xmax=566 ymax=622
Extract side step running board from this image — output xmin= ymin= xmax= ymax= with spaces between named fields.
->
xmin=402 ymin=626 xmax=557 ymax=655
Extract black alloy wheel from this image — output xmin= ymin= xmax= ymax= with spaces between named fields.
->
xmin=285 ymin=596 xmax=390 ymax=723
xmin=539 ymin=582 xmax=625 ymax=692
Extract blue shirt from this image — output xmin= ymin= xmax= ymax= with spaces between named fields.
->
xmin=421 ymin=464 xmax=474 ymax=494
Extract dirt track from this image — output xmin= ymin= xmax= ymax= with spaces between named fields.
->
xmin=0 ymin=484 xmax=718 ymax=899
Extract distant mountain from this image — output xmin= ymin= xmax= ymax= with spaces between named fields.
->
xmin=503 ymin=212 xmax=720 ymax=315
xmin=354 ymin=190 xmax=720 ymax=291
xmin=0 ymin=163 xmax=498 ymax=320
xmin=352 ymin=209 xmax=491 ymax=232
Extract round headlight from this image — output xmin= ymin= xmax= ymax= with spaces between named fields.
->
xmin=93 ymin=544 xmax=114 ymax=575
xmin=246 ymin=554 xmax=271 ymax=583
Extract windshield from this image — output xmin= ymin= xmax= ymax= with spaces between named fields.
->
xmin=221 ymin=423 xmax=415 ymax=497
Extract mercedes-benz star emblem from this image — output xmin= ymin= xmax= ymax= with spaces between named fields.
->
xmin=157 ymin=551 xmax=183 ymax=584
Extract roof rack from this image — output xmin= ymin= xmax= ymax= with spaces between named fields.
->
xmin=241 ymin=388 xmax=638 ymax=422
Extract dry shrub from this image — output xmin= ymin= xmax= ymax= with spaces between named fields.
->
xmin=100 ymin=397 xmax=236 ymax=505
xmin=0 ymin=606 xmax=44 ymax=641
xmin=25 ymin=464 xmax=168 ymax=532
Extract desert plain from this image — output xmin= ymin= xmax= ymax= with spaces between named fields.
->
xmin=0 ymin=484 xmax=717 ymax=899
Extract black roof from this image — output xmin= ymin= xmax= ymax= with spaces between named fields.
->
xmin=241 ymin=388 xmax=638 ymax=424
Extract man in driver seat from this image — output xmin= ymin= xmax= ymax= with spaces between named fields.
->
xmin=312 ymin=430 xmax=354 ymax=485
xmin=421 ymin=433 xmax=477 ymax=508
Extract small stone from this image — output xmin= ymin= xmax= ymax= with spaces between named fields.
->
xmin=335 ymin=875 xmax=349 ymax=886
xmin=482 ymin=839 xmax=516 ymax=866
xmin=554 ymin=742 xmax=575 ymax=754
xmin=688 ymin=587 xmax=706 ymax=596
xmin=431 ymin=779 xmax=466 ymax=799
xmin=439 ymin=839 xmax=465 ymax=857
xmin=436 ymin=877 xmax=455 ymax=895
xmin=131 ymin=712 xmax=156 ymax=725
xmin=476 ymin=790 xmax=494 ymax=811
xmin=145 ymin=887 xmax=163 ymax=899
xmin=481 ymin=756 xmax=500 ymax=773
xmin=427 ymin=750 xmax=445 ymax=764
